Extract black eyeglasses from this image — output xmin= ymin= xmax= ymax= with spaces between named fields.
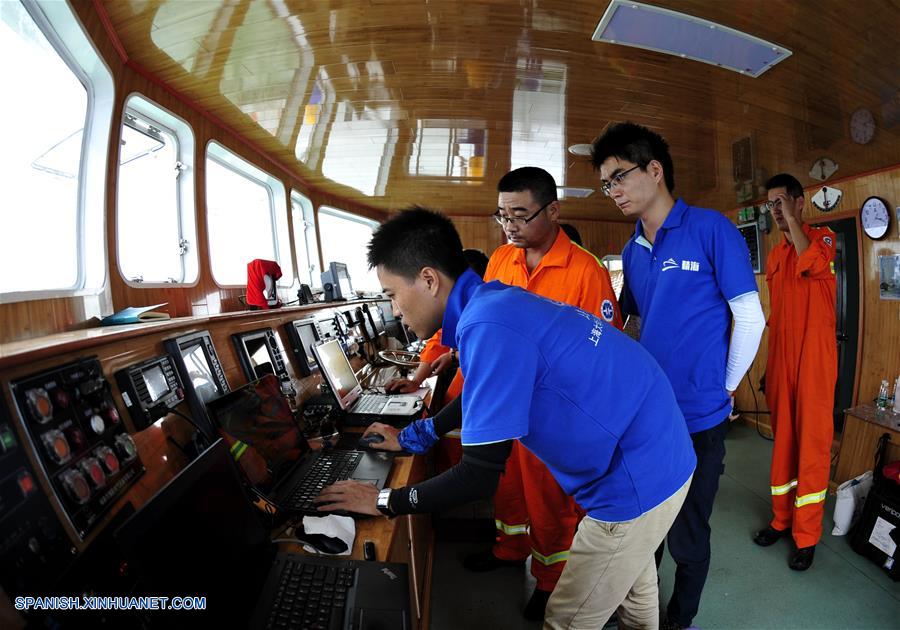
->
xmin=494 ymin=200 xmax=553 ymax=226
xmin=600 ymin=165 xmax=641 ymax=197
xmin=762 ymin=197 xmax=797 ymax=212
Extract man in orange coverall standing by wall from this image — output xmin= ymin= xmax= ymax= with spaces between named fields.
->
xmin=753 ymin=173 xmax=837 ymax=571
xmin=461 ymin=166 xmax=623 ymax=620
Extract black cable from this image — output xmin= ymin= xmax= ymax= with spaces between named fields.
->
xmin=738 ymin=362 xmax=773 ymax=441
xmin=168 ymin=407 xmax=212 ymax=449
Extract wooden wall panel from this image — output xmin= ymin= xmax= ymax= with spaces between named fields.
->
xmin=732 ymin=166 xmax=900 ymax=434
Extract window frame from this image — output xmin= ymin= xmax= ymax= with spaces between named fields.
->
xmin=116 ymin=92 xmax=198 ymax=289
xmin=290 ymin=190 xmax=321 ymax=289
xmin=317 ymin=205 xmax=381 ymax=292
xmin=204 ymin=141 xmax=293 ymax=289
xmin=0 ymin=0 xmax=114 ymax=305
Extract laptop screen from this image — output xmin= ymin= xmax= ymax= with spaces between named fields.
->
xmin=206 ymin=375 xmax=306 ymax=482
xmin=313 ymin=339 xmax=361 ymax=410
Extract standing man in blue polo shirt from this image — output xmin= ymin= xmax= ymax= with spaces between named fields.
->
xmin=591 ymin=123 xmax=765 ymax=630
xmin=317 ymin=207 xmax=696 ymax=629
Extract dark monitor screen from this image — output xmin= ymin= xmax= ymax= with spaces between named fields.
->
xmin=206 ymin=374 xmax=305 ymax=483
xmin=241 ymin=333 xmax=276 ymax=379
xmin=142 ymin=365 xmax=169 ymax=402
xmin=370 ymin=305 xmax=385 ymax=334
xmin=180 ymin=341 xmax=223 ymax=404
xmin=377 ymin=300 xmax=396 ymax=323
xmin=115 ymin=439 xmax=269 ymax=623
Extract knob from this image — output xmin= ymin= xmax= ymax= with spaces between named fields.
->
xmin=26 ymin=388 xmax=54 ymax=423
xmin=103 ymin=406 xmax=120 ymax=425
xmin=41 ymin=430 xmax=71 ymax=464
xmin=52 ymin=389 xmax=70 ymax=409
xmin=60 ymin=469 xmax=91 ymax=504
xmin=96 ymin=446 xmax=120 ymax=475
xmin=78 ymin=457 xmax=106 ymax=488
xmin=89 ymin=414 xmax=105 ymax=435
xmin=114 ymin=434 xmax=138 ymax=461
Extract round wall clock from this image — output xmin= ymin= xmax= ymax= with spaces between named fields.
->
xmin=850 ymin=107 xmax=875 ymax=144
xmin=860 ymin=196 xmax=890 ymax=239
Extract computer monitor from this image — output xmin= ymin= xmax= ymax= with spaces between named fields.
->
xmin=369 ymin=303 xmax=385 ymax=335
xmin=283 ymin=318 xmax=321 ymax=377
xmin=164 ymin=331 xmax=230 ymax=438
xmin=206 ymin=374 xmax=305 ymax=487
xmin=312 ymin=338 xmax=362 ymax=408
xmin=231 ymin=328 xmax=289 ymax=383
xmin=321 ymin=261 xmax=353 ymax=300
xmin=114 ymin=439 xmax=269 ymax=625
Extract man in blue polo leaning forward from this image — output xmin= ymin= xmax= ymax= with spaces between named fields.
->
xmin=316 ymin=206 xmax=696 ymax=629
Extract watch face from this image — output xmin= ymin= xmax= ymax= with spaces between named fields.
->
xmin=850 ymin=108 xmax=875 ymax=144
xmin=861 ymin=197 xmax=890 ymax=239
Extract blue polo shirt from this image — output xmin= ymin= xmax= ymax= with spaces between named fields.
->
xmin=442 ymin=269 xmax=696 ymax=522
xmin=620 ymin=199 xmax=758 ymax=434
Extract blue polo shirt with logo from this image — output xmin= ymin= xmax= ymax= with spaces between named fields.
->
xmin=620 ymin=199 xmax=758 ymax=434
xmin=443 ymin=269 xmax=696 ymax=522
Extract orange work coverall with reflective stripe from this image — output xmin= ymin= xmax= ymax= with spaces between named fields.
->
xmin=764 ymin=223 xmax=837 ymax=549
xmin=481 ymin=229 xmax=622 ymax=591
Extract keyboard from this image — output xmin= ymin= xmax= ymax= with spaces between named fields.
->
xmin=264 ymin=556 xmax=355 ymax=630
xmin=353 ymin=395 xmax=388 ymax=414
xmin=285 ymin=450 xmax=363 ymax=511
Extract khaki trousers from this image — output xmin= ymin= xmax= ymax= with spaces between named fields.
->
xmin=544 ymin=476 xmax=692 ymax=630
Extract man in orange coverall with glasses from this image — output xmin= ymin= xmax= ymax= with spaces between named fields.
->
xmin=753 ymin=173 xmax=837 ymax=572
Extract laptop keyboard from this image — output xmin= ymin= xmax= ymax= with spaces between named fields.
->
xmin=285 ymin=450 xmax=363 ymax=512
xmin=265 ymin=556 xmax=355 ymax=630
xmin=353 ymin=395 xmax=388 ymax=414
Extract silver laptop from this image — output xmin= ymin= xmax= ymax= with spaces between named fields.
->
xmin=312 ymin=338 xmax=423 ymax=419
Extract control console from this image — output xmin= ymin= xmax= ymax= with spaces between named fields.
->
xmin=10 ymin=358 xmax=144 ymax=540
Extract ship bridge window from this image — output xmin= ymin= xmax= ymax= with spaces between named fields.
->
xmin=291 ymin=191 xmax=320 ymax=288
xmin=0 ymin=0 xmax=113 ymax=301
xmin=205 ymin=142 xmax=293 ymax=288
xmin=117 ymin=95 xmax=198 ymax=286
xmin=318 ymin=207 xmax=380 ymax=293
xmin=601 ymin=255 xmax=624 ymax=300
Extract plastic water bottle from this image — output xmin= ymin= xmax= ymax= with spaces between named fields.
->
xmin=893 ymin=376 xmax=900 ymax=414
xmin=877 ymin=379 xmax=890 ymax=410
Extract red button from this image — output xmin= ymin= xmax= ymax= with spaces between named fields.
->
xmin=53 ymin=389 xmax=70 ymax=408
xmin=17 ymin=472 xmax=36 ymax=497
xmin=104 ymin=407 xmax=120 ymax=424
xmin=104 ymin=452 xmax=119 ymax=474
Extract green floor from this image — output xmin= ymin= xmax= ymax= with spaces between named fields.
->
xmin=430 ymin=423 xmax=900 ymax=629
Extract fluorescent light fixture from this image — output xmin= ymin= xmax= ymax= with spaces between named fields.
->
xmin=558 ymin=187 xmax=594 ymax=199
xmin=567 ymin=143 xmax=593 ymax=156
xmin=592 ymin=1 xmax=791 ymax=78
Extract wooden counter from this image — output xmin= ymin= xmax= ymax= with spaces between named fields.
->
xmin=833 ymin=403 xmax=900 ymax=486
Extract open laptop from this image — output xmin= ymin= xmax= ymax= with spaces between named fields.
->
xmin=115 ymin=439 xmax=410 ymax=630
xmin=206 ymin=374 xmax=393 ymax=516
xmin=312 ymin=338 xmax=424 ymax=425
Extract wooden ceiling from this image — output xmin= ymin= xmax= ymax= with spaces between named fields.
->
xmin=97 ymin=0 xmax=900 ymax=220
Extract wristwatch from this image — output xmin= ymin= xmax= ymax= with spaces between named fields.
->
xmin=376 ymin=488 xmax=395 ymax=517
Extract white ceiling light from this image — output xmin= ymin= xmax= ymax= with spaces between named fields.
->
xmin=567 ymin=143 xmax=593 ymax=156
xmin=592 ymin=0 xmax=792 ymax=78
xmin=558 ymin=187 xmax=594 ymax=199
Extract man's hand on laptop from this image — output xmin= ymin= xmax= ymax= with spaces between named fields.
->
xmin=362 ymin=423 xmax=402 ymax=451
xmin=314 ymin=480 xmax=380 ymax=516
xmin=384 ymin=378 xmax=420 ymax=393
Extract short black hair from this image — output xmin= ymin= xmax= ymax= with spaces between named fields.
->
xmin=367 ymin=206 xmax=469 ymax=281
xmin=462 ymin=248 xmax=490 ymax=279
xmin=497 ymin=167 xmax=558 ymax=207
xmin=590 ymin=122 xmax=675 ymax=193
xmin=559 ymin=223 xmax=583 ymax=246
xmin=764 ymin=173 xmax=804 ymax=198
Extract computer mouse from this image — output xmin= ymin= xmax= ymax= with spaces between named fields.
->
xmin=358 ymin=433 xmax=385 ymax=449
xmin=296 ymin=532 xmax=348 ymax=555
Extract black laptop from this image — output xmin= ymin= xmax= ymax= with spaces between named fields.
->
xmin=115 ymin=439 xmax=410 ymax=629
xmin=205 ymin=374 xmax=393 ymax=515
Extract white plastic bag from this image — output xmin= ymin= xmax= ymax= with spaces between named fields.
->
xmin=832 ymin=470 xmax=873 ymax=536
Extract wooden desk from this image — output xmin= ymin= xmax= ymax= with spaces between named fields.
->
xmin=833 ymin=403 xmax=900 ymax=486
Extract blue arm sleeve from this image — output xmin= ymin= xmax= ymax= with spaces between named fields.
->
xmin=398 ymin=418 xmax=439 ymax=454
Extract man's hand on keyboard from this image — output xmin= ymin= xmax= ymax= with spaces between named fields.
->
xmin=362 ymin=423 xmax=402 ymax=451
xmin=314 ymin=480 xmax=380 ymax=516
xmin=384 ymin=378 xmax=420 ymax=393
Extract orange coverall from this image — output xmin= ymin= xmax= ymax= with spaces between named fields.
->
xmin=482 ymin=229 xmax=623 ymax=590
xmin=764 ymin=223 xmax=837 ymax=549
